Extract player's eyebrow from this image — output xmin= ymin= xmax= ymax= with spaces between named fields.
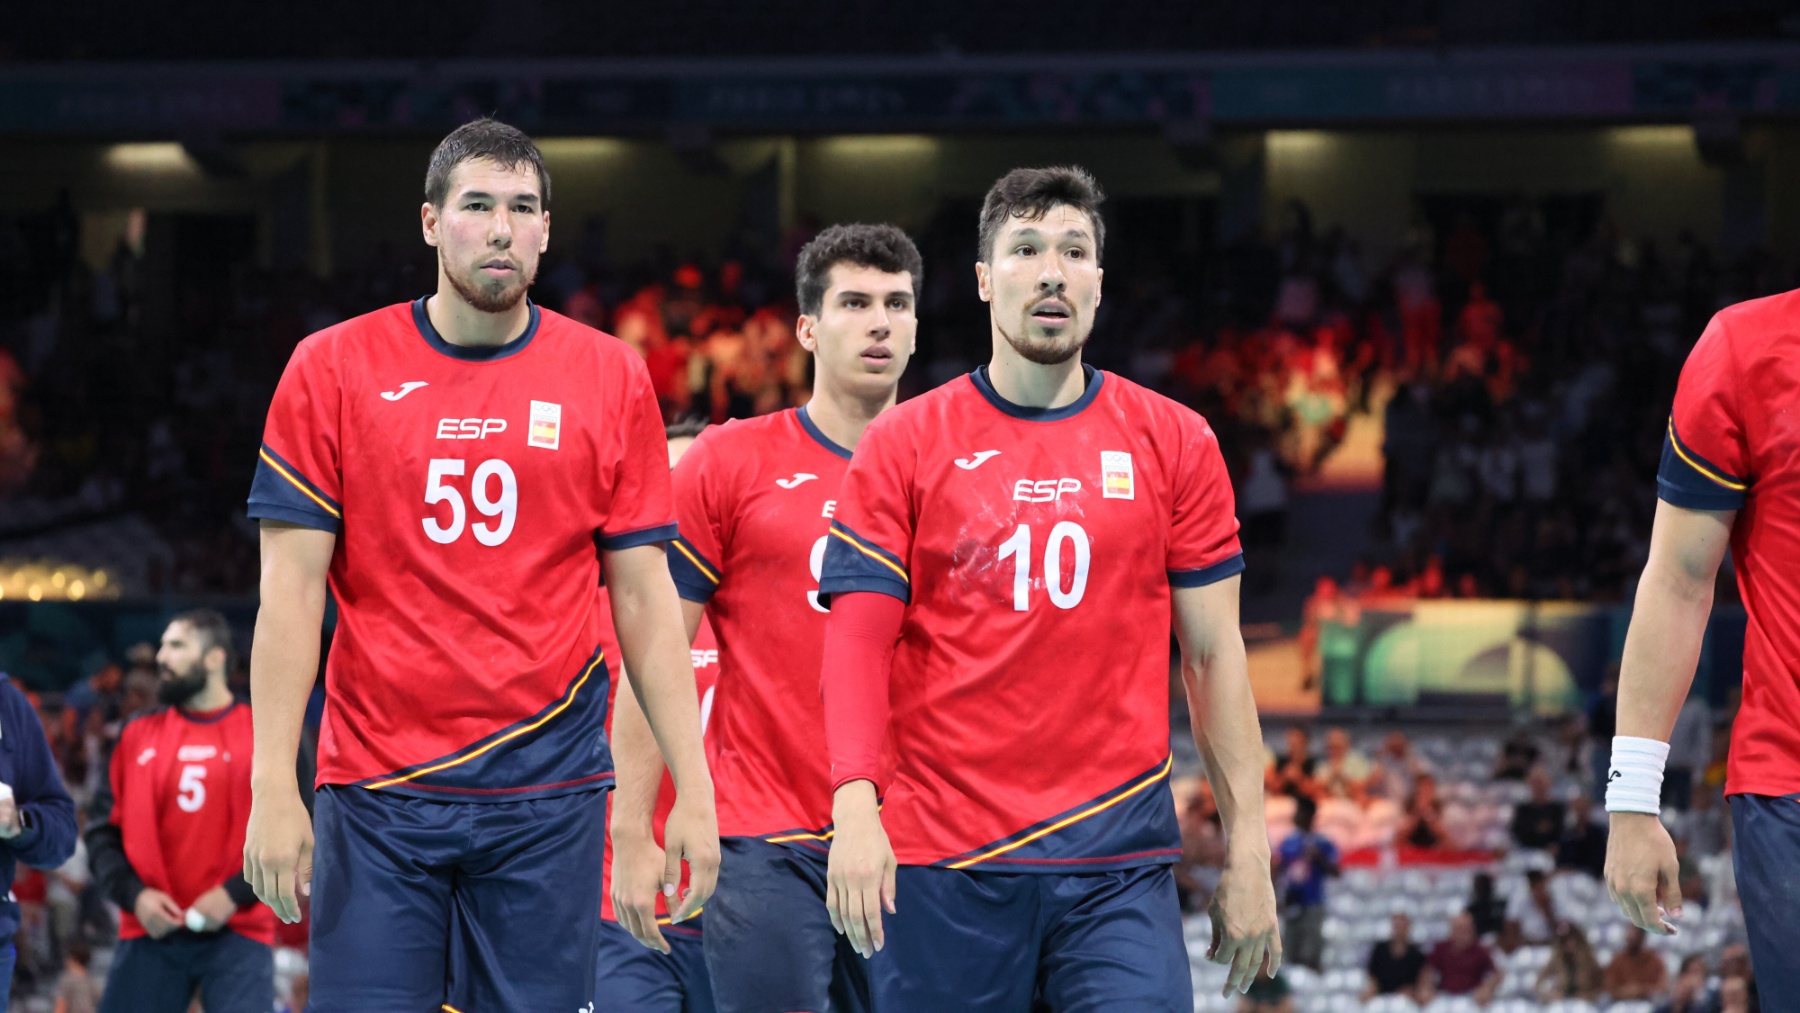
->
xmin=455 ymin=190 xmax=541 ymax=206
xmin=1006 ymin=225 xmax=1091 ymax=244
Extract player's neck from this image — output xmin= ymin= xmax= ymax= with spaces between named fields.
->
xmin=985 ymin=349 xmax=1086 ymax=409
xmin=425 ymin=289 xmax=532 ymax=349
xmin=180 ymin=680 xmax=235 ymax=716
xmin=803 ymin=383 xmax=894 ymax=452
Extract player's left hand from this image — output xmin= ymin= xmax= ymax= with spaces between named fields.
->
xmin=190 ymin=885 xmax=236 ymax=932
xmin=660 ymin=788 xmax=720 ymax=925
xmin=611 ymin=826 xmax=672 ymax=954
xmin=1207 ymin=845 xmax=1282 ymax=997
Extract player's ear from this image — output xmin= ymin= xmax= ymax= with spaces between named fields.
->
xmin=421 ymin=203 xmax=440 ymax=248
xmin=539 ymin=210 xmax=550 ymax=254
xmin=795 ymin=313 xmax=818 ymax=353
xmin=205 ymin=645 xmax=228 ymax=678
xmin=975 ymin=260 xmax=992 ymax=303
xmin=1094 ymin=266 xmax=1103 ymax=308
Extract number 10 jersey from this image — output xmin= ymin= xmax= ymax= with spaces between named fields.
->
xmin=247 ymin=298 xmax=676 ymax=800
xmin=819 ymin=366 xmax=1243 ymax=871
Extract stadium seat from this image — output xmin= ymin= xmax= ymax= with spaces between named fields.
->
xmin=1359 ymin=798 xmax=1404 ymax=848
xmin=1284 ymin=965 xmax=1322 ymax=993
xmin=1324 ymin=967 xmax=1362 ymax=993
xmin=1498 ymin=969 xmax=1535 ymax=998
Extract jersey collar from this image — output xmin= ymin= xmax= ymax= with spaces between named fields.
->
xmin=970 ymin=364 xmax=1103 ymax=422
xmin=796 ymin=405 xmax=854 ymax=460
xmin=411 ymin=296 xmax=541 ymax=362
xmin=177 ymin=699 xmax=239 ymax=725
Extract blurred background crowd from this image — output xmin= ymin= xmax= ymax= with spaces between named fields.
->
xmin=1 ymin=186 xmax=1790 ymax=602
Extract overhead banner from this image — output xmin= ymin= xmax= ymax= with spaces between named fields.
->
xmin=3 ymin=47 xmax=1796 ymax=134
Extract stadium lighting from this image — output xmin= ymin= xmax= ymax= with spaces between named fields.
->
xmin=816 ymin=135 xmax=938 ymax=158
xmin=1607 ymin=125 xmax=1694 ymax=148
xmin=1265 ymin=130 xmax=1333 ymax=156
xmin=536 ymin=137 xmax=630 ymax=160
xmin=103 ymin=142 xmax=196 ymax=172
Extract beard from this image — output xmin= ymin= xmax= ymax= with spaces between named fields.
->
xmin=996 ymin=317 xmax=1089 ymax=366
xmin=156 ymin=664 xmax=209 ymax=707
xmin=445 ymin=253 xmax=535 ymax=314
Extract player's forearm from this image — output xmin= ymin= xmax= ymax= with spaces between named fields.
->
xmin=249 ymin=581 xmax=326 ymax=794
xmin=1185 ymin=643 xmax=1270 ymax=857
xmin=1615 ymin=502 xmax=1734 ymax=741
xmin=821 ymin=592 xmax=904 ymax=792
xmin=831 ymin=778 xmax=881 ymax=824
xmin=604 ymin=597 xmax=706 ymax=833
xmin=1615 ymin=558 xmax=1714 ymax=741
xmin=608 ymin=551 xmax=711 ymax=793
xmin=608 ymin=664 xmax=664 ymax=838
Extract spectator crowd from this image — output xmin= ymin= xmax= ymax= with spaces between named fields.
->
xmin=1174 ymin=718 xmax=1753 ymax=1012
xmin=4 ymin=188 xmax=1797 ymax=601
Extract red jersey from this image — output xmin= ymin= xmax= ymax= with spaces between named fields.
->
xmin=247 ymin=299 xmax=675 ymax=799
xmin=1657 ymin=289 xmax=1800 ymax=797
xmin=596 ymin=587 xmax=721 ymax=923
xmin=109 ymin=703 xmax=275 ymax=944
xmin=820 ymin=367 xmax=1243 ymax=871
xmin=667 ymin=407 xmax=866 ymax=843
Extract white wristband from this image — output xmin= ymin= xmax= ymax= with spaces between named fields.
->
xmin=1605 ymin=736 xmax=1670 ymax=815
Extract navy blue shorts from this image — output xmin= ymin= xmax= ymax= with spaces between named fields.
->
xmin=308 ymin=784 xmax=607 ymax=1012
xmin=595 ymin=916 xmax=715 ymax=1013
xmin=1731 ymin=794 xmax=1800 ymax=1010
xmin=872 ymin=864 xmax=1191 ymax=1013
xmin=96 ymin=932 xmax=273 ymax=1013
xmin=703 ymin=836 xmax=869 ymax=1013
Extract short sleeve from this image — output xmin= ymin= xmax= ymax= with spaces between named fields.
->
xmin=1167 ymin=411 xmax=1245 ymax=587
xmin=818 ymin=415 xmax=914 ymax=606
xmin=598 ymin=355 xmax=677 ymax=550
xmin=247 ymin=339 xmax=344 ymax=532
xmin=667 ymin=429 xmax=730 ymax=602
xmin=1660 ymin=314 xmax=1750 ymax=511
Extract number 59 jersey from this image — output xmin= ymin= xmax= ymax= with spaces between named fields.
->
xmin=247 ymin=299 xmax=676 ymax=800
xmin=819 ymin=366 xmax=1243 ymax=871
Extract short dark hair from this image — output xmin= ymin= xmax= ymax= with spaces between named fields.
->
xmin=795 ymin=224 xmax=923 ymax=317
xmin=977 ymin=166 xmax=1106 ymax=264
xmin=171 ymin=609 xmax=234 ymax=672
xmin=424 ymin=118 xmax=551 ymax=209
xmin=665 ymin=417 xmax=708 ymax=441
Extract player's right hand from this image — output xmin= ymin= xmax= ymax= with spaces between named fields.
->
xmin=1606 ymin=810 xmax=1682 ymax=935
xmin=826 ymin=781 xmax=896 ymax=960
xmin=133 ymin=888 xmax=185 ymax=939
xmin=611 ymin=826 xmax=672 ymax=954
xmin=243 ymin=785 xmax=313 ymax=925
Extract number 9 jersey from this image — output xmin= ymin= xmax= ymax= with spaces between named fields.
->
xmin=246 ymin=299 xmax=676 ymax=800
xmin=819 ymin=366 xmax=1243 ymax=871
